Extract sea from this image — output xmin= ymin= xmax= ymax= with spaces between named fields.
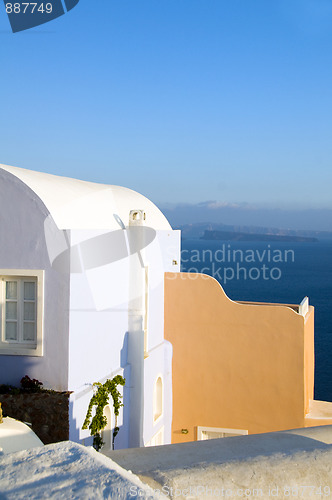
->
xmin=181 ymin=237 xmax=332 ymax=403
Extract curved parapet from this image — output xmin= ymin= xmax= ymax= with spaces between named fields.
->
xmin=164 ymin=272 xmax=315 ymax=442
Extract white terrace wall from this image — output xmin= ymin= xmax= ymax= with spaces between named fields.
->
xmin=142 ymin=229 xmax=180 ymax=447
xmin=0 ymin=164 xmax=181 ymax=450
xmin=0 ymin=168 xmax=70 ymax=391
xmin=67 ymin=227 xmax=130 ymax=447
xmin=67 ymin=225 xmax=180 ymax=449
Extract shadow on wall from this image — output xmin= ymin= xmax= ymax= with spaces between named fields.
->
xmin=47 ymin=228 xmax=157 ymax=274
xmin=69 ymin=332 xmax=131 ymax=450
xmin=117 ymin=332 xmax=131 ymax=450
xmin=0 ymin=356 xmax=42 ymax=388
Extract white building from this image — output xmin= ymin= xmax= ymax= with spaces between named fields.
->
xmin=0 ymin=164 xmax=180 ymax=449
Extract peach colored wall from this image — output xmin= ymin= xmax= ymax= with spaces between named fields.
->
xmin=164 ymin=272 xmax=315 ymax=444
xmin=304 ymin=309 xmax=315 ymax=414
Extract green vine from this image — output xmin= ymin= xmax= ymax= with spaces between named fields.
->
xmin=82 ymin=375 xmax=125 ymax=451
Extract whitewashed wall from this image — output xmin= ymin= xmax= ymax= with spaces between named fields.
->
xmin=0 ymin=167 xmax=181 ymax=450
xmin=142 ymin=230 xmax=180 ymax=446
xmin=0 ymin=169 xmax=70 ymax=391
xmin=67 ymin=226 xmax=180 ymax=448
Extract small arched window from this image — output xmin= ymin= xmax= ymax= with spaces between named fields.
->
xmin=102 ymin=405 xmax=113 ymax=450
xmin=153 ymin=376 xmax=163 ymax=422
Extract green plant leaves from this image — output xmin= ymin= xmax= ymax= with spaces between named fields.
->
xmin=82 ymin=375 xmax=125 ymax=451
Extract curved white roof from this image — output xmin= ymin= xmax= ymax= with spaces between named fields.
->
xmin=0 ymin=164 xmax=171 ymax=231
xmin=0 ymin=417 xmax=43 ymax=454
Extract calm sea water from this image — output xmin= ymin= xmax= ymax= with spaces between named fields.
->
xmin=181 ymin=238 xmax=332 ymax=402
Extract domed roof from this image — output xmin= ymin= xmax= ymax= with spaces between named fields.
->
xmin=0 ymin=164 xmax=171 ymax=231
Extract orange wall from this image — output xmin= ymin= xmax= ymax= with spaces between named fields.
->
xmin=304 ymin=309 xmax=315 ymax=414
xmin=164 ymin=272 xmax=315 ymax=443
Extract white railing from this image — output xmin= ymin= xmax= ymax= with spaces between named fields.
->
xmin=299 ymin=297 xmax=309 ymax=317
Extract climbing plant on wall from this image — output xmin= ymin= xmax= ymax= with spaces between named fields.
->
xmin=82 ymin=375 xmax=125 ymax=451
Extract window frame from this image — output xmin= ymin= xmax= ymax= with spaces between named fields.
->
xmin=153 ymin=375 xmax=163 ymax=423
xmin=196 ymin=426 xmax=248 ymax=440
xmin=0 ymin=269 xmax=44 ymax=356
xmin=145 ymin=426 xmax=164 ymax=447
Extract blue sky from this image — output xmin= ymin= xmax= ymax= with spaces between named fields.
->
xmin=1 ymin=0 xmax=332 ymax=221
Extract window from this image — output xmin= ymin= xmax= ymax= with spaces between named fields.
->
xmin=0 ymin=270 xmax=44 ymax=356
xmin=153 ymin=376 xmax=163 ymax=422
xmin=101 ymin=405 xmax=113 ymax=451
xmin=144 ymin=266 xmax=149 ymax=356
xmin=197 ymin=426 xmax=248 ymax=440
xmin=145 ymin=426 xmax=164 ymax=447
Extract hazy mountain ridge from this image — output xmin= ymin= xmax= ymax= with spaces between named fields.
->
xmin=161 ymin=203 xmax=332 ymax=233
xmin=201 ymin=230 xmax=318 ymax=243
xmin=177 ymin=222 xmax=332 ymax=240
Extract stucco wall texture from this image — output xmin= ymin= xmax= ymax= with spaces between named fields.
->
xmin=164 ymin=272 xmax=328 ymax=443
xmin=106 ymin=426 xmax=332 ymax=499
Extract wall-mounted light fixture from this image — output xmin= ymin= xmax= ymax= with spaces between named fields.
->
xmin=129 ymin=209 xmax=146 ymax=226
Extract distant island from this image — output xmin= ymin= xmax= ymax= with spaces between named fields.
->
xmin=175 ymin=222 xmax=330 ymax=241
xmin=201 ymin=230 xmax=318 ymax=243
